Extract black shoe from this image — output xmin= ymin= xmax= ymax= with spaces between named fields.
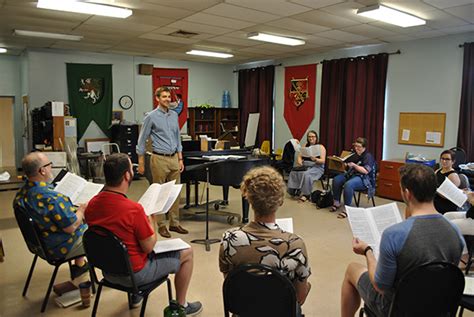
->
xmin=131 ymin=294 xmax=143 ymax=308
xmin=70 ymin=262 xmax=89 ymax=279
xmin=184 ymin=301 xmax=203 ymax=315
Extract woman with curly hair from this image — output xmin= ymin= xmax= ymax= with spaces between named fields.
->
xmin=219 ymin=166 xmax=311 ymax=314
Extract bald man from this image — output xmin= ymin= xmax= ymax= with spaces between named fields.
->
xmin=13 ymin=152 xmax=88 ymax=278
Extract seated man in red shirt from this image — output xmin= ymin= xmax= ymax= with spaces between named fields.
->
xmin=85 ymin=153 xmax=202 ymax=315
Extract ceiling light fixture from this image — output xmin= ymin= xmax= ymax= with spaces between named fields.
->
xmin=247 ymin=32 xmax=305 ymax=46
xmin=13 ymin=29 xmax=83 ymax=41
xmin=0 ymin=48 xmax=7 ymax=53
xmin=356 ymin=4 xmax=426 ymax=28
xmin=37 ymin=0 xmax=132 ymax=18
xmin=186 ymin=50 xmax=234 ymax=59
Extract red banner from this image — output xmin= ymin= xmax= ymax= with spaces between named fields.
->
xmin=284 ymin=64 xmax=316 ymax=140
xmin=152 ymin=68 xmax=188 ymax=129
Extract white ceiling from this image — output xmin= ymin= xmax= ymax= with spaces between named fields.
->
xmin=0 ymin=0 xmax=473 ymax=64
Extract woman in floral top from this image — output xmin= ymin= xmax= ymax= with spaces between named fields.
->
xmin=219 ymin=166 xmax=311 ymax=307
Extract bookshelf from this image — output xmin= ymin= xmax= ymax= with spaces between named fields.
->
xmin=188 ymin=108 xmax=240 ymax=143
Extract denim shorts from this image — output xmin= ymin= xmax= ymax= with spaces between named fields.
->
xmin=357 ymin=272 xmax=393 ymax=317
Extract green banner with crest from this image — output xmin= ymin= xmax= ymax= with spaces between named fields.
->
xmin=66 ymin=63 xmax=112 ymax=140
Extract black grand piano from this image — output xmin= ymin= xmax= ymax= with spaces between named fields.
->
xmin=181 ymin=142 xmax=269 ymax=223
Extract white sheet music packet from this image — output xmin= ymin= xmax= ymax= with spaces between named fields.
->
xmin=346 ymin=203 xmax=403 ymax=259
xmin=436 ymin=178 xmax=468 ymax=208
xmin=138 ymin=180 xmax=183 ymax=216
xmin=54 ymin=172 xmax=104 ymax=205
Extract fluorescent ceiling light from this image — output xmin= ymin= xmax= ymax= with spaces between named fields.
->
xmin=247 ymin=32 xmax=305 ymax=46
xmin=357 ymin=4 xmax=426 ymax=27
xmin=37 ymin=0 xmax=132 ymax=18
xmin=186 ymin=50 xmax=234 ymax=59
xmin=0 ymin=48 xmax=7 ymax=53
xmin=13 ymin=29 xmax=83 ymax=41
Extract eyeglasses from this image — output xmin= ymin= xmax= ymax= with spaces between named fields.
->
xmin=440 ymin=157 xmax=452 ymax=161
xmin=38 ymin=161 xmax=53 ymax=172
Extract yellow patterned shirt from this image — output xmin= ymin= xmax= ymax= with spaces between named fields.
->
xmin=14 ymin=180 xmax=87 ymax=259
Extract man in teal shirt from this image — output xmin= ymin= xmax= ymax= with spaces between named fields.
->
xmin=14 ymin=152 xmax=88 ymax=278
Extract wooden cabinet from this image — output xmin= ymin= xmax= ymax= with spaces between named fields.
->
xmin=188 ymin=108 xmax=239 ymax=143
xmin=377 ymin=159 xmax=405 ymax=201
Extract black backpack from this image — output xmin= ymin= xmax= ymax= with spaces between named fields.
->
xmin=311 ymin=186 xmax=333 ymax=209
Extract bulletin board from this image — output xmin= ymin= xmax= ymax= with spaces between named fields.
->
xmin=398 ymin=112 xmax=446 ymax=147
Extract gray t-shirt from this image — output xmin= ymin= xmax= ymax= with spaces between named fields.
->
xmin=375 ymin=214 xmax=465 ymax=290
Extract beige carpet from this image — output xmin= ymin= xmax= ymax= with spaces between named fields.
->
xmin=0 ymin=179 xmax=471 ymax=317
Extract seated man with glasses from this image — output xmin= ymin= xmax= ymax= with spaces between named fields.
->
xmin=13 ymin=152 xmax=88 ymax=278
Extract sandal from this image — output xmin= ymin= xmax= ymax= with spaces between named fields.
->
xmin=298 ymin=196 xmax=308 ymax=203
xmin=330 ymin=204 xmax=340 ymax=212
xmin=337 ymin=211 xmax=348 ymax=219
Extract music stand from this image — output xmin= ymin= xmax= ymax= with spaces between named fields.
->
xmin=187 ymin=161 xmax=221 ymax=251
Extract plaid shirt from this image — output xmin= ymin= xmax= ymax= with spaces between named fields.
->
xmin=14 ymin=180 xmax=87 ymax=259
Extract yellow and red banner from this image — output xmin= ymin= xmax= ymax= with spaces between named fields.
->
xmin=284 ymin=64 xmax=316 ymax=140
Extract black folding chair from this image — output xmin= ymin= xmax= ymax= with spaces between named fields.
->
xmin=463 ymin=235 xmax=474 ymax=275
xmin=353 ymin=189 xmax=376 ymax=207
xmin=449 ymin=147 xmax=467 ymax=171
xmin=14 ymin=205 xmax=95 ymax=313
xmin=223 ymin=263 xmax=299 ymax=317
xmin=360 ymin=262 xmax=464 ymax=317
xmin=83 ymin=226 xmax=172 ymax=317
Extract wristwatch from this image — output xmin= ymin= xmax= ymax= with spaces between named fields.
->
xmin=364 ymin=246 xmax=373 ymax=256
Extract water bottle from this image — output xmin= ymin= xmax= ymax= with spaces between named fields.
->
xmin=222 ymin=90 xmax=231 ymax=108
xmin=164 ymin=300 xmax=186 ymax=317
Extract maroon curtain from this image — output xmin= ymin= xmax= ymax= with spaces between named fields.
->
xmin=319 ymin=53 xmax=388 ymax=161
xmin=239 ymin=65 xmax=274 ymax=147
xmin=457 ymin=42 xmax=474 ymax=161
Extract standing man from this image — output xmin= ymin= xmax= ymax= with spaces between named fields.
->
xmin=137 ymin=86 xmax=188 ymax=238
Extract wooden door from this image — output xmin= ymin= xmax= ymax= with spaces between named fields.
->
xmin=0 ymin=97 xmax=15 ymax=167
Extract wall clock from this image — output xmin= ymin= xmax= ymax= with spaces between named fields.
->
xmin=119 ymin=95 xmax=133 ymax=110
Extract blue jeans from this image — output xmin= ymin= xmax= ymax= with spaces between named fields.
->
xmin=332 ymin=174 xmax=367 ymax=206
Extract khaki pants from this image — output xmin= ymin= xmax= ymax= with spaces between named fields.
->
xmin=150 ymin=153 xmax=180 ymax=228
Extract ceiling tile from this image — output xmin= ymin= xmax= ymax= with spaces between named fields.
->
xmin=303 ymin=35 xmax=344 ymax=46
xmin=237 ymin=46 xmax=275 ymax=55
xmin=292 ymin=10 xmax=361 ymax=28
xmin=422 ymin=0 xmax=474 ymax=9
xmin=380 ymin=1 xmax=439 ymax=15
xmin=445 ymin=4 xmax=474 ymax=23
xmin=289 ymin=0 xmax=345 ymax=10
xmin=142 ymin=0 xmax=222 ymax=11
xmin=379 ymin=34 xmax=416 ymax=42
xmin=183 ymin=12 xmax=256 ymax=29
xmin=104 ymin=49 xmax=154 ymax=57
xmin=206 ymin=35 xmax=259 ymax=47
xmin=84 ymin=16 xmax=159 ymax=33
xmin=411 ymin=29 xmax=448 ymax=38
xmin=340 ymin=24 xmax=397 ymax=37
xmin=128 ymin=3 xmax=196 ymax=19
xmin=320 ymin=1 xmax=375 ymax=23
xmin=224 ymin=0 xmax=312 ymax=16
xmin=316 ymin=29 xmax=371 ymax=42
xmin=51 ymin=41 xmax=111 ymax=51
xmin=139 ymin=32 xmax=202 ymax=44
xmin=441 ymin=24 xmax=474 ymax=34
xmin=423 ymin=9 xmax=470 ymax=28
xmin=166 ymin=20 xmax=234 ymax=35
xmin=351 ymin=38 xmax=387 ymax=45
xmin=265 ymin=18 xmax=330 ymax=34
xmin=203 ymin=3 xmax=280 ymax=23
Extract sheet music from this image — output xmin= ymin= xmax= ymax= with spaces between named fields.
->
xmin=161 ymin=184 xmax=183 ymax=215
xmin=74 ymin=182 xmax=103 ymax=205
xmin=153 ymin=238 xmax=191 ymax=254
xmin=154 ymin=180 xmax=176 ymax=214
xmin=138 ymin=183 xmax=162 ymax=215
xmin=276 ymin=218 xmax=293 ymax=233
xmin=54 ymin=172 xmax=86 ymax=203
xmin=346 ymin=207 xmax=378 ymax=248
xmin=202 ymin=155 xmax=246 ymax=161
xmin=465 ymin=277 xmax=474 ymax=296
xmin=300 ymin=145 xmax=321 ymax=158
xmin=437 ymin=178 xmax=467 ymax=207
xmin=370 ymin=203 xmax=403 ymax=236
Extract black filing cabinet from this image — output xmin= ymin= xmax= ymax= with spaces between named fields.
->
xmin=110 ymin=123 xmax=139 ymax=163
